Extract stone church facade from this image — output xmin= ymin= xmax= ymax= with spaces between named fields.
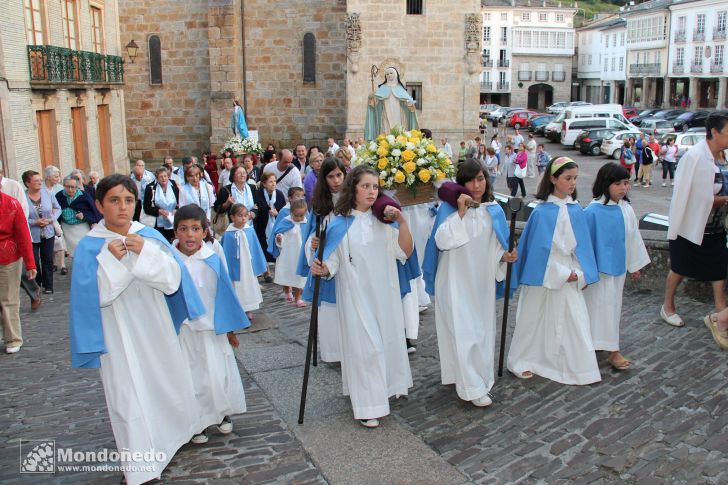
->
xmin=119 ymin=0 xmax=480 ymax=162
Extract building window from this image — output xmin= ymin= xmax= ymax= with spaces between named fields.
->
xmin=303 ymin=33 xmax=316 ymax=83
xmin=588 ymin=54 xmax=592 ymax=65
xmin=676 ymin=47 xmax=684 ymax=65
xmin=612 ymin=33 xmax=616 ymax=47
xmin=406 ymin=0 xmax=423 ymax=15
xmin=501 ymin=13 xmax=508 ymax=21
xmin=484 ymin=13 xmax=491 ymax=21
xmin=483 ymin=26 xmax=490 ymax=42
xmin=694 ymin=46 xmax=703 ymax=64
xmin=717 ymin=11 xmax=726 ymax=32
xmin=522 ymin=30 xmax=531 ymax=47
xmin=24 ymin=0 xmax=45 ymax=45
xmin=716 ymin=45 xmax=724 ymax=65
xmin=696 ymin=14 xmax=705 ymax=33
xmin=148 ymin=35 xmax=162 ymax=85
xmin=62 ymin=0 xmax=79 ymax=49
xmin=678 ymin=16 xmax=686 ymax=31
xmin=619 ymin=57 xmax=623 ymax=71
xmin=501 ymin=27 xmax=507 ymax=42
xmin=636 ymin=52 xmax=640 ymax=64
xmin=556 ymin=13 xmax=564 ymax=23
xmin=556 ymin=31 xmax=566 ymax=48
xmin=90 ymin=6 xmax=104 ymax=53
xmin=611 ymin=57 xmax=615 ymax=71
xmin=604 ymin=57 xmax=608 ymax=72
xmin=406 ymin=83 xmax=422 ymax=110
xmin=620 ymin=32 xmax=625 ymax=45
xmin=604 ymin=35 xmax=609 ymax=48
xmin=522 ymin=12 xmax=530 ymax=21
xmin=539 ymin=13 xmax=547 ymax=22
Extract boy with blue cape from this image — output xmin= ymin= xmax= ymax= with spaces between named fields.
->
xmin=69 ymin=175 xmax=205 ymax=485
xmin=506 ymin=158 xmax=602 ymax=385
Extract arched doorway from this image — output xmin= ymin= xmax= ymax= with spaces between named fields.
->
xmin=527 ymin=84 xmax=554 ymax=111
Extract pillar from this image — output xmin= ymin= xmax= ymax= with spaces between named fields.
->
xmin=689 ymin=77 xmax=700 ymax=109
xmin=599 ymin=81 xmax=604 ymax=104
xmin=626 ymin=78 xmax=634 ymax=106
xmin=663 ymin=77 xmax=672 ymax=108
xmin=717 ymin=77 xmax=727 ymax=110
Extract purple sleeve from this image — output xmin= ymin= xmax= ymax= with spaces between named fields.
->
xmin=304 ymin=172 xmax=316 ymax=204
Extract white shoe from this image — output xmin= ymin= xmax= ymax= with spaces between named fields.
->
xmin=190 ymin=432 xmax=208 ymax=444
xmin=472 ymin=395 xmax=493 ymax=407
xmin=360 ymin=419 xmax=379 ymax=428
xmin=5 ymin=346 xmax=20 ymax=354
xmin=418 ymin=305 xmax=428 ymax=313
xmin=660 ymin=305 xmax=684 ymax=327
xmin=671 ymin=182 xmax=674 ymax=186
xmin=217 ymin=416 xmax=233 ymax=434
xmin=633 ymin=182 xmax=640 ymax=186
xmin=662 ymin=182 xmax=667 ymax=187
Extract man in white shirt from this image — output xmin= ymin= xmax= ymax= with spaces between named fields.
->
xmin=326 ymin=137 xmax=340 ymax=156
xmin=0 ymin=166 xmax=29 ymax=217
xmin=131 ymin=160 xmax=155 ymax=221
xmin=440 ymin=138 xmax=453 ymax=158
xmin=263 ymin=149 xmax=302 ymax=202
xmin=343 ymin=137 xmax=357 ymax=164
xmin=512 ymin=129 xmax=524 ymax=152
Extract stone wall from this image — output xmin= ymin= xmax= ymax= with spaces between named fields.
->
xmin=346 ymin=0 xmax=481 ymax=143
xmin=509 ymin=55 xmax=573 ymax=108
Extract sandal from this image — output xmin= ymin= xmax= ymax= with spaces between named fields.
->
xmin=514 ymin=370 xmax=534 ymax=379
xmin=608 ymin=354 xmax=631 ymax=371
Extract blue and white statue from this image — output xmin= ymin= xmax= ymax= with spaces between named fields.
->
xmin=364 ymin=66 xmax=419 ymax=140
xmin=231 ymin=97 xmax=248 ymax=139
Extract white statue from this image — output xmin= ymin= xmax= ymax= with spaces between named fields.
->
xmin=364 ymin=66 xmax=419 ymax=140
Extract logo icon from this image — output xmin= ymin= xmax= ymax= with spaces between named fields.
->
xmin=20 ymin=440 xmax=55 ymax=473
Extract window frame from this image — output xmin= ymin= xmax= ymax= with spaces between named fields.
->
xmin=62 ymin=0 xmax=80 ymax=50
xmin=90 ymin=4 xmax=105 ymax=54
xmin=24 ymin=0 xmax=46 ymax=46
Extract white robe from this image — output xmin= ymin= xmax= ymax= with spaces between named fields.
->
xmin=274 ymin=216 xmax=307 ymax=288
xmin=225 ymin=224 xmax=263 ymax=312
xmin=177 ymin=243 xmax=247 ymax=430
xmin=507 ymin=196 xmax=601 ymax=385
xmin=434 ymin=205 xmax=506 ymax=401
xmin=401 ymin=203 xmax=436 ymax=339
xmin=304 ymin=210 xmax=341 ymax=363
xmin=324 ymin=209 xmax=413 ymax=420
xmin=91 ymin=221 xmax=201 ymax=485
xmin=583 ymin=198 xmax=650 ymax=351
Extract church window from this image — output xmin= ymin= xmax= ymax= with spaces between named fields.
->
xmin=406 ymin=0 xmax=423 ymax=15
xmin=149 ymin=35 xmax=162 ymax=85
xmin=406 ymin=83 xmax=422 ymax=111
xmin=303 ymin=33 xmax=316 ymax=84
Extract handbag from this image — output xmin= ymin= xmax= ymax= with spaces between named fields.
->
xmin=212 ymin=209 xmax=228 ymax=236
xmin=514 ymin=164 xmax=527 ymax=179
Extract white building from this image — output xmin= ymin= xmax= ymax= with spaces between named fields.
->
xmin=481 ymin=3 xmax=514 ymax=106
xmin=668 ymin=0 xmax=727 ymax=109
xmin=599 ymin=19 xmax=628 ymax=104
xmin=576 ymin=15 xmax=626 ymax=104
xmin=0 ymin=0 xmax=129 ymax=181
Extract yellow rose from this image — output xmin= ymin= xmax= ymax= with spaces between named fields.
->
xmin=377 ymin=157 xmax=389 ymax=170
xmin=394 ymin=170 xmax=406 ymax=184
xmin=376 ymin=145 xmax=389 ymax=157
xmin=403 ymin=161 xmax=417 ymax=173
xmin=435 ymin=169 xmax=445 ymax=180
xmin=426 ymin=144 xmax=437 ymax=153
xmin=401 ymin=149 xmax=416 ymax=162
xmin=411 ymin=129 xmax=422 ymax=138
xmin=408 ymin=137 xmax=420 ymax=144
xmin=379 ymin=178 xmax=387 ymax=187
xmin=377 ymin=134 xmax=386 ymax=142
xmin=418 ymin=169 xmax=432 ymax=183
xmin=396 ymin=135 xmax=408 ymax=145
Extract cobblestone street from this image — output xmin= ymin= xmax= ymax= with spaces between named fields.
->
xmin=1 ymin=257 xmax=726 ymax=484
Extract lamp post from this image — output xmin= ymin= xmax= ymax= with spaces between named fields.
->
xmin=125 ymin=40 xmax=139 ymax=64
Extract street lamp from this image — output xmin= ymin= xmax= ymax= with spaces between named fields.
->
xmin=125 ymin=39 xmax=139 ymax=64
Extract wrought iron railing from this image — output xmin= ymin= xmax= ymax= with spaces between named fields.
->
xmin=517 ymin=71 xmax=531 ymax=81
xmin=710 ymin=62 xmax=724 ymax=73
xmin=674 ymin=30 xmax=686 ymax=43
xmin=714 ymin=27 xmax=727 ymax=41
xmin=497 ymin=59 xmax=510 ymax=68
xmin=482 ymin=59 xmax=493 ymax=68
xmin=27 ymin=45 xmax=124 ymax=84
xmin=628 ymin=63 xmax=661 ymax=75
xmin=672 ymin=62 xmax=684 ymax=74
xmin=496 ymin=82 xmax=510 ymax=91
xmin=692 ymin=29 xmax=705 ymax=42
xmin=480 ymin=81 xmax=493 ymax=91
xmin=552 ymin=71 xmax=566 ymax=81
xmin=535 ymin=70 xmax=549 ymax=81
xmin=690 ymin=62 xmax=703 ymax=73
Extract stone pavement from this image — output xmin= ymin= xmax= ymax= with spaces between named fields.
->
xmin=2 ymin=262 xmax=727 ymax=484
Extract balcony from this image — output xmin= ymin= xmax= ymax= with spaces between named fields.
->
xmin=711 ymin=62 xmax=725 ymax=74
xmin=482 ymin=59 xmax=493 ymax=68
xmin=517 ymin=71 xmax=531 ymax=81
xmin=28 ymin=45 xmax=124 ymax=86
xmin=690 ymin=62 xmax=703 ymax=73
xmin=552 ymin=71 xmax=566 ymax=82
xmin=496 ymin=82 xmax=510 ymax=91
xmin=714 ymin=27 xmax=727 ymax=41
xmin=497 ymin=59 xmax=510 ymax=68
xmin=674 ymin=30 xmax=686 ymax=43
xmin=692 ymin=29 xmax=705 ymax=42
xmin=672 ymin=62 xmax=684 ymax=74
xmin=480 ymin=81 xmax=493 ymax=92
xmin=535 ymin=70 xmax=549 ymax=81
xmin=628 ymin=63 xmax=661 ymax=75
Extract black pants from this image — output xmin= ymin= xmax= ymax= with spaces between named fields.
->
xmin=33 ymin=237 xmax=55 ymax=291
xmin=662 ymin=161 xmax=675 ymax=180
xmin=133 ymin=200 xmax=142 ymax=222
xmin=633 ymin=156 xmax=641 ymax=181
xmin=507 ymin=176 xmax=526 ymax=197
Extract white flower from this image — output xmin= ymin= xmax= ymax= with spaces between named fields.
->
xmin=404 ymin=131 xmax=412 ymax=138
xmin=417 ymin=148 xmax=426 ymax=156
xmin=368 ymin=142 xmax=377 ymax=151
xmin=416 ymin=158 xmax=426 ymax=166
xmin=391 ymin=168 xmax=398 ymax=174
xmin=391 ymin=149 xmax=401 ymax=157
xmin=406 ymin=142 xmax=415 ymax=150
xmin=386 ymin=135 xmax=396 ymax=144
xmin=380 ymin=171 xmax=387 ymax=178
xmin=437 ymin=152 xmax=446 ymax=159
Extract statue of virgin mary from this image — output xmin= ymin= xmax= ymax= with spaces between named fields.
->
xmin=364 ymin=66 xmax=419 ymax=140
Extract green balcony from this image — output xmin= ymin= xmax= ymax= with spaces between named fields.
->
xmin=27 ymin=45 xmax=124 ymax=86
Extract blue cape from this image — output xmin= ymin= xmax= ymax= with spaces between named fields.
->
xmin=296 ymin=209 xmax=318 ymax=278
xmin=69 ymin=226 xmax=205 ymax=369
xmin=583 ymin=202 xmax=627 ymax=276
xmin=221 ymin=226 xmax=267 ymax=279
xmin=197 ymin=250 xmax=251 ymax=334
xmin=422 ymin=202 xmax=512 ymax=298
xmin=514 ymin=202 xmax=599 ymax=286
xmin=267 ymin=216 xmax=297 ymax=258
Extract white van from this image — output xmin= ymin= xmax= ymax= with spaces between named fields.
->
xmin=560 ymin=118 xmax=635 ymax=148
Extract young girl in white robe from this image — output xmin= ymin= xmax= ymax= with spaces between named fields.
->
xmin=423 ymin=161 xmax=517 ymax=407
xmin=583 ymin=163 xmax=650 ymax=370
xmin=173 ymin=205 xmax=249 ymax=444
xmin=270 ymin=198 xmax=308 ymax=306
xmin=311 ymin=165 xmax=414 ymax=428
xmin=299 ymin=157 xmax=347 ymax=362
xmin=507 ymin=157 xmax=602 ymax=385
xmin=221 ymin=204 xmax=267 ymax=320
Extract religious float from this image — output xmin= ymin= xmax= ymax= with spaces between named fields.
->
xmin=221 ymin=136 xmax=263 ymax=158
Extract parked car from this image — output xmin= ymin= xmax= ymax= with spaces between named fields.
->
xmin=561 ymin=117 xmax=634 ymax=148
xmin=488 ymin=106 xmax=521 ymax=122
xmin=623 ymin=107 xmax=640 ymax=119
xmin=641 ymin=109 xmax=687 ymax=124
xmin=658 ymin=132 xmax=707 ymax=159
xmin=600 ymin=130 xmax=643 ymax=159
xmin=479 ymin=103 xmax=500 ymax=117
xmin=508 ymin=110 xmax=540 ymax=129
xmin=575 ymin=128 xmax=616 ymax=156
xmin=546 ymin=102 xmax=570 ymax=114
xmin=529 ymin=115 xmax=555 ymax=134
xmin=630 ymin=108 xmax=664 ymax=126
xmin=502 ymin=107 xmax=527 ymax=124
xmin=672 ymin=111 xmax=709 ymax=132
xmin=639 ymin=119 xmax=675 ymax=136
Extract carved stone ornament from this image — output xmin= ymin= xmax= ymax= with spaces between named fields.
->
xmin=465 ymin=13 xmax=481 ymax=54
xmin=346 ymin=13 xmax=362 ymax=53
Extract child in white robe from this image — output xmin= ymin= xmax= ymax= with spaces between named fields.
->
xmin=425 ymin=162 xmax=517 ymax=407
xmin=69 ymin=175 xmax=203 ymax=485
xmin=271 ymin=198 xmax=308 ymax=306
xmin=583 ymin=163 xmax=650 ymax=370
xmin=311 ymin=166 xmax=414 ymax=428
xmin=221 ymin=204 xmax=265 ymax=320
xmin=173 ymin=205 xmax=248 ymax=444
xmin=507 ymin=157 xmax=602 ymax=385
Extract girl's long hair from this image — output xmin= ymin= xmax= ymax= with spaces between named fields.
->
xmin=456 ymin=159 xmax=494 ymax=203
xmin=592 ymin=162 xmax=631 ymax=204
xmin=312 ymin=157 xmax=347 ymax=217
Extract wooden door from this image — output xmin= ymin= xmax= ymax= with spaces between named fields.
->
xmin=36 ymin=110 xmax=57 ymax=169
xmin=71 ymin=107 xmax=89 ymax=172
xmin=97 ymin=104 xmax=112 ymax=176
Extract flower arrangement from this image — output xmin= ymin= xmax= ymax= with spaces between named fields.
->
xmin=357 ymin=126 xmax=454 ymax=194
xmin=221 ymin=136 xmax=263 ymax=156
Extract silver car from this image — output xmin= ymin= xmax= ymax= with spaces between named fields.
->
xmin=639 ymin=119 xmax=674 ymax=136
xmin=658 ymin=132 xmax=707 ymax=159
